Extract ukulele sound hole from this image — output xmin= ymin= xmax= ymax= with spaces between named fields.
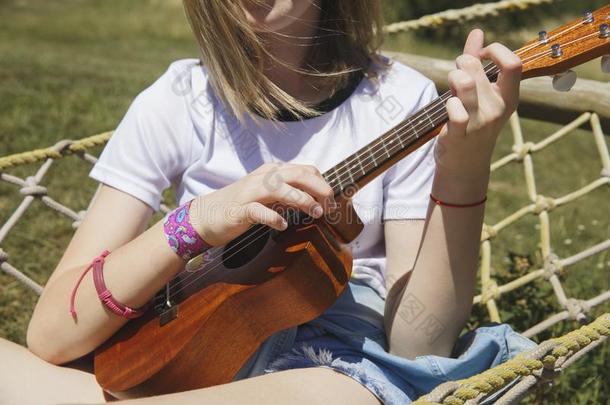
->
xmin=222 ymin=225 xmax=270 ymax=269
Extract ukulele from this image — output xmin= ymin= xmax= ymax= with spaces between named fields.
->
xmin=94 ymin=6 xmax=610 ymax=398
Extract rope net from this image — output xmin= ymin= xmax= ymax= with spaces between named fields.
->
xmin=384 ymin=0 xmax=555 ymax=34
xmin=1 ymin=0 xmax=608 ymax=403
xmin=1 ymin=113 xmax=607 ymax=404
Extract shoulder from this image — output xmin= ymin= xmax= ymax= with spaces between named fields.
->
xmin=121 ymin=58 xmax=217 ymax=149
xmin=132 ymin=58 xmax=209 ymax=114
xmin=104 ymin=59 xmax=213 ymax=177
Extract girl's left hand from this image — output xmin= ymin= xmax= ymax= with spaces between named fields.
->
xmin=434 ymin=29 xmax=522 ymax=178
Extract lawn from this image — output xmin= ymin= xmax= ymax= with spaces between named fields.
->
xmin=0 ymin=1 xmax=608 ymax=404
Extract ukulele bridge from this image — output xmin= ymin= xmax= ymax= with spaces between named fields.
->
xmin=159 ymin=304 xmax=178 ymax=326
xmin=157 ymin=283 xmax=178 ymax=326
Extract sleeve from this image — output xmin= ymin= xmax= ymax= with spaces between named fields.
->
xmin=382 ymin=81 xmax=438 ymax=221
xmin=88 ymin=63 xmax=196 ymax=211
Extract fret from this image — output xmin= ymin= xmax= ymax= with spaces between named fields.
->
xmin=355 ymin=153 xmax=366 ymax=176
xmin=397 ymin=130 xmax=405 ymax=148
xmin=327 ymin=166 xmax=340 ymax=192
xmin=334 ymin=166 xmax=344 ymax=190
xmin=385 ymin=138 xmax=394 ymax=158
xmin=346 ymin=163 xmax=356 ymax=184
xmin=425 ymin=107 xmax=435 ymax=128
xmin=368 ymin=144 xmax=378 ymax=167
xmin=408 ymin=119 xmax=418 ymax=140
xmin=382 ymin=138 xmax=391 ymax=159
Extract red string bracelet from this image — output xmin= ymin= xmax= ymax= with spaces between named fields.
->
xmin=69 ymin=250 xmax=147 ymax=320
xmin=430 ymin=193 xmax=487 ymax=208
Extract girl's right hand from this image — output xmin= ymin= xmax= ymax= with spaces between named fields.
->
xmin=188 ymin=163 xmax=336 ymax=246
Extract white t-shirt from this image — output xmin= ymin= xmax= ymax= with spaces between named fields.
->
xmin=89 ymin=58 xmax=438 ymax=298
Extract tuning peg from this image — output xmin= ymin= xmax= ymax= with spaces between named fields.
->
xmin=538 ymin=31 xmax=549 ymax=44
xmin=602 ymin=56 xmax=610 ymax=74
xmin=552 ymin=70 xmax=577 ymax=92
xmin=551 ymin=44 xmax=563 ymax=58
xmin=583 ymin=10 xmax=594 ymax=24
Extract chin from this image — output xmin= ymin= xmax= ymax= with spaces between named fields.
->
xmin=242 ymin=0 xmax=316 ymax=32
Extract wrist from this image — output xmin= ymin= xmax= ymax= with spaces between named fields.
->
xmin=187 ymin=196 xmax=208 ymax=239
xmin=163 ymin=199 xmax=212 ymax=261
xmin=434 ymin=137 xmax=494 ymax=180
xmin=432 ymin=165 xmax=490 ymax=205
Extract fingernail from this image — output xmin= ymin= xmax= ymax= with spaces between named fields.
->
xmin=280 ymin=219 xmax=288 ymax=230
xmin=312 ymin=205 xmax=323 ymax=218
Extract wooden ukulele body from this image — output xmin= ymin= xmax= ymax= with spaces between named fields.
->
xmin=94 ymin=197 xmax=363 ymax=399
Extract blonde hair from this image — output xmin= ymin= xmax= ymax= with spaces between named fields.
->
xmin=183 ymin=0 xmax=386 ymax=121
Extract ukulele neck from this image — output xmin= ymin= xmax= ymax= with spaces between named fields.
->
xmin=322 ymin=63 xmax=501 ymax=197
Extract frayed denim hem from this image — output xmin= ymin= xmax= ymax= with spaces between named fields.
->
xmin=264 ymin=343 xmax=391 ymax=404
xmin=250 ymin=282 xmax=536 ymax=404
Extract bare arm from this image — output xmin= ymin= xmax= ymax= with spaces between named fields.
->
xmin=27 ymin=185 xmax=185 ymax=364
xmin=383 ymin=29 xmax=521 ymax=359
xmin=27 ymin=163 xmax=334 ymax=365
xmin=384 ymin=171 xmax=487 ymax=359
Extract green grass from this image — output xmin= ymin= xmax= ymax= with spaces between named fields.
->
xmin=0 ymin=1 xmax=608 ymax=403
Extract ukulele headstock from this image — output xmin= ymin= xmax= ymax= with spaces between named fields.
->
xmin=518 ymin=5 xmax=610 ymax=80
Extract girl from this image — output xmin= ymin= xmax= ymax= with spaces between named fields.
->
xmin=1 ymin=1 xmax=534 ymax=404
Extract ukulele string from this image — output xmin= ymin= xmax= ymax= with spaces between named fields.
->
xmin=325 ymin=14 xmax=605 ymax=186
xmin=163 ymin=73 xmax=476 ymax=299
xmin=161 ymin=35 xmax=591 ymax=300
xmin=323 ymin=19 xmax=607 ymax=188
xmin=513 ymin=30 xmax=601 ymax=68
xmin=161 ymin=94 xmax=452 ymax=299
xmin=326 ymin=25 xmax=603 ymax=188
xmin=162 ymin=83 xmax=461 ymax=296
xmin=327 ymin=26 xmax=602 ymax=188
xmin=323 ymin=47 xmax=539 ymax=187
xmin=162 ymin=50 xmax=549 ymax=300
xmin=514 ymin=17 xmax=591 ymax=57
xmin=161 ymin=49 xmax=553 ymax=301
xmin=162 ymin=90 xmax=457 ymax=299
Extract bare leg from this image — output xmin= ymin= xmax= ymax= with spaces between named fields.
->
xmin=106 ymin=368 xmax=380 ymax=405
xmin=0 ymin=338 xmax=105 ymax=405
xmin=1 ymin=338 xmax=379 ymax=405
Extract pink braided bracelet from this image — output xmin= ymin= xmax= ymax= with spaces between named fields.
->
xmin=69 ymin=250 xmax=146 ymax=319
xmin=69 ymin=200 xmax=209 ymax=319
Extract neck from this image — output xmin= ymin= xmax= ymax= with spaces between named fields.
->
xmin=260 ymin=4 xmax=326 ymax=104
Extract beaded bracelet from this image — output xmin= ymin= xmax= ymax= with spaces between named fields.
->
xmin=163 ymin=199 xmax=211 ymax=262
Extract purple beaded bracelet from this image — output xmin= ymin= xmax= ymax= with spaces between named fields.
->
xmin=163 ymin=199 xmax=211 ymax=261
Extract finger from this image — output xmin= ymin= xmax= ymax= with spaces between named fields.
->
xmin=268 ymin=183 xmax=323 ymax=219
xmin=463 ymin=29 xmax=485 ymax=58
xmin=480 ymin=43 xmax=522 ymax=107
xmin=256 ymin=169 xmax=324 ymax=218
xmin=243 ymin=202 xmax=288 ymax=231
xmin=279 ymin=166 xmax=335 ymax=212
xmin=456 ymin=54 xmax=493 ymax=95
xmin=448 ymin=69 xmax=478 ymax=113
xmin=255 ymin=163 xmax=336 ymax=212
xmin=445 ymin=97 xmax=469 ymax=137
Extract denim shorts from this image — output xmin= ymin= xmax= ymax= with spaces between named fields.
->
xmin=234 ymin=281 xmax=535 ymax=404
